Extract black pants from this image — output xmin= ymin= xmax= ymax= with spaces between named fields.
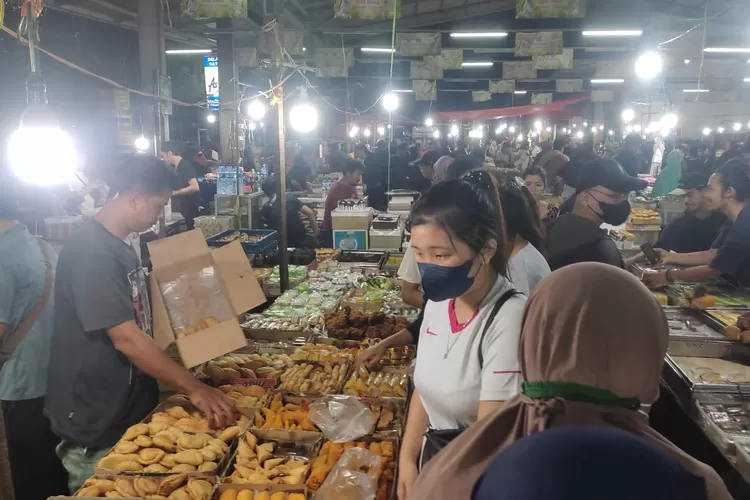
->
xmin=2 ymin=397 xmax=68 ymax=499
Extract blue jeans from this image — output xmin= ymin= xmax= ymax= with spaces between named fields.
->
xmin=55 ymin=441 xmax=109 ymax=494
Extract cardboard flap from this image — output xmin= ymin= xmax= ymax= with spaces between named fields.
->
xmin=212 ymin=240 xmax=266 ymax=314
xmin=149 ymin=273 xmax=175 ymax=350
xmin=147 ymin=229 xmax=209 ymax=270
xmin=176 ymin=318 xmax=247 ymax=368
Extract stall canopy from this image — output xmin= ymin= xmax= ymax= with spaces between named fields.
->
xmin=433 ymin=96 xmax=588 ymax=121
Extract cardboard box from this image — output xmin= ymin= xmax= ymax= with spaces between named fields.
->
xmin=331 ymin=208 xmax=372 ymax=231
xmin=148 ymin=230 xmax=266 ymax=368
xmin=333 ymin=230 xmax=368 ymax=250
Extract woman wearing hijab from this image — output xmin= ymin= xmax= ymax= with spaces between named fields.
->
xmin=407 ymin=262 xmax=731 ymax=500
xmin=473 ymin=427 xmax=708 ymax=500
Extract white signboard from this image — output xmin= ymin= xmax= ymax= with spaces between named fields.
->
xmin=503 ymin=61 xmax=537 ymax=79
xmin=204 ymin=55 xmax=219 ymax=110
xmin=396 ymin=33 xmax=441 ymax=56
xmin=515 ymin=32 xmax=563 ymax=57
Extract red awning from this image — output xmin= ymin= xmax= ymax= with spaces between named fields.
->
xmin=433 ymin=96 xmax=588 ymax=121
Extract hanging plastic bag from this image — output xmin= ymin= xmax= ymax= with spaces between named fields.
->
xmin=315 ymin=447 xmax=381 ymax=500
xmin=309 ymin=395 xmax=376 ymax=442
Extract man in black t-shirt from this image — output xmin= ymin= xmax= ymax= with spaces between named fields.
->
xmin=161 ymin=142 xmax=201 ymax=230
xmin=625 ymin=172 xmax=726 ymax=267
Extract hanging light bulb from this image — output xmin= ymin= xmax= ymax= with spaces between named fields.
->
xmin=377 ymin=126 xmax=385 ymax=136
xmin=621 ymin=108 xmax=635 ymax=122
xmin=635 ymin=51 xmax=662 ymax=80
xmin=576 ymin=130 xmax=584 ymax=139
xmin=702 ymin=127 xmax=712 ymax=136
xmin=363 ymin=128 xmax=371 ymax=137
xmin=134 ymin=135 xmax=150 ymax=152
xmin=508 ymin=126 xmax=516 ymax=133
xmin=247 ymin=99 xmax=267 ymax=121
xmin=382 ymin=92 xmax=399 ymax=112
xmin=349 ymin=125 xmax=359 ymax=138
xmin=433 ymin=129 xmax=440 ymax=138
xmin=289 ymin=103 xmax=319 ymax=133
xmin=733 ymin=122 xmax=742 ymax=132
xmin=425 ymin=117 xmax=434 ymax=127
xmin=450 ymin=124 xmax=459 ymax=137
xmin=718 ymin=127 xmax=725 ymax=133
xmin=206 ymin=113 xmax=217 ymax=124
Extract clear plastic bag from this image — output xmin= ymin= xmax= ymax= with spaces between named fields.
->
xmin=309 ymin=395 xmax=376 ymax=442
xmin=160 ymin=265 xmax=234 ymax=337
xmin=315 ymin=447 xmax=381 ymax=500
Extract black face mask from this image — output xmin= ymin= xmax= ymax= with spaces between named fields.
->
xmin=589 ymin=193 xmax=631 ymax=225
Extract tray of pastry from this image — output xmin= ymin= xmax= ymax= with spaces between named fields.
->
xmin=277 ymin=361 xmax=351 ymax=396
xmin=222 ymin=428 xmax=321 ymax=486
xmin=214 ymin=485 xmax=307 ymax=500
xmin=359 ymin=397 xmax=406 ymax=438
xmin=664 ymin=351 xmax=750 ymax=409
xmin=253 ymin=393 xmax=319 ymax=435
xmin=74 ymin=474 xmax=217 ymax=499
xmin=343 ymin=365 xmax=409 ymax=398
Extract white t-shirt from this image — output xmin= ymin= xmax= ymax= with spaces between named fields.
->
xmin=398 ymin=243 xmax=421 ymax=284
xmin=414 ymin=275 xmax=526 ymax=430
xmin=507 ymin=243 xmax=551 ymax=295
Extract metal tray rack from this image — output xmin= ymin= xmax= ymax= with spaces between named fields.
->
xmin=335 ymin=250 xmax=388 ymax=269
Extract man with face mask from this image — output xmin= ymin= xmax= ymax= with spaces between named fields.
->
xmin=546 ymin=158 xmax=647 ymax=271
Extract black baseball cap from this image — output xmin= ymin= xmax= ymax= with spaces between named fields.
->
xmin=574 ymin=158 xmax=648 ymax=194
xmin=669 ymin=171 xmax=710 ymax=195
xmin=413 ymin=150 xmax=441 ymax=167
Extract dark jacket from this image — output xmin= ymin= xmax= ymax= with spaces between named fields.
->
xmin=546 ymin=214 xmax=624 ymax=271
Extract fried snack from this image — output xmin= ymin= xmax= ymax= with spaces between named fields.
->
xmin=135 ymin=435 xmax=154 ymax=448
xmin=306 ymin=440 xmax=395 ymax=498
xmin=344 ymin=366 xmax=408 ymax=397
xmin=114 ymin=460 xmax=144 ymax=472
xmin=325 ymin=308 xmax=409 ymax=340
xmin=226 ymin=431 xmax=310 ymax=486
xmin=219 ymin=385 xmax=269 ymax=408
xmin=123 ymin=423 xmax=150 ymax=441
xmin=236 ymin=491 xmax=253 ymax=500
xmin=114 ymin=440 xmax=140 ymax=454
xmin=171 ymin=464 xmax=197 ymax=473
xmin=269 ymin=493 xmax=286 ymax=500
xmin=175 ymin=450 xmax=204 ymax=466
xmin=133 ymin=477 xmax=160 ymax=497
xmin=114 ymin=478 xmax=137 ymax=497
xmin=97 ymin=454 xmax=140 ymax=471
xmin=255 ymin=394 xmax=317 ymax=432
xmin=220 ymin=426 xmax=241 ymax=442
xmin=203 ymin=352 xmax=293 ymax=383
xmin=144 ymin=464 xmax=171 ymax=473
xmin=77 ymin=486 xmax=101 ymax=497
xmin=158 ymin=474 xmax=188 ymax=496
xmin=278 ymin=362 xmax=348 ymax=395
xmin=146 ymin=403 xmax=250 ymax=436
xmin=219 ymin=491 xmax=239 ymax=500
xmin=292 ymin=344 xmax=357 ymax=364
xmin=199 ymin=461 xmax=218 ymax=472
xmin=167 ymin=487 xmax=191 ymax=500
xmin=138 ymin=448 xmax=167 ymax=466
xmin=186 ymin=479 xmax=213 ymax=500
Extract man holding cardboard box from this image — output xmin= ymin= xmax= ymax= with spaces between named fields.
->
xmin=45 ymin=156 xmax=235 ymax=493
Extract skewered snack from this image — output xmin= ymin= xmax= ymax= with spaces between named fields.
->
xmin=225 ymin=431 xmax=310 ymax=485
xmin=219 ymin=385 xmax=269 ymax=408
xmin=292 ymin=345 xmax=358 ymax=364
xmin=325 ymin=307 xmax=409 ymax=340
xmin=306 ymin=441 xmax=395 ymax=500
xmin=203 ymin=353 xmax=293 ymax=383
xmin=174 ymin=316 xmax=221 ymax=338
xmin=278 ymin=363 xmax=348 ymax=395
xmin=77 ymin=475 xmax=215 ymax=499
xmin=254 ymin=394 xmax=316 ymax=432
xmin=343 ymin=366 xmax=408 ymax=397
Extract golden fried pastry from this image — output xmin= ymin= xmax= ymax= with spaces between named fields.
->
xmin=245 ymin=433 xmax=257 ymax=449
xmin=114 ymin=478 xmax=137 ymax=497
xmin=255 ymin=492 xmax=269 ymax=500
xmin=220 ymin=426 xmax=240 ymax=442
xmin=157 ymin=474 xmax=187 ymax=496
xmin=97 ymin=453 xmax=139 ymax=470
xmin=138 ymin=448 xmax=167 ymax=466
xmin=151 ymin=413 xmax=178 ymax=426
xmin=263 ymin=458 xmax=284 ymax=470
xmin=114 ymin=440 xmax=140 ymax=454
xmin=90 ymin=479 xmax=116 ymax=493
xmin=167 ymin=406 xmax=191 ymax=419
xmin=114 ymin=460 xmax=143 ymax=472
xmin=256 ymin=445 xmax=272 ymax=464
xmin=105 ymin=492 xmax=124 ymax=498
xmin=171 ymin=463 xmax=197 ymax=473
xmin=199 ymin=447 xmax=217 ymax=462
xmin=204 ymin=444 xmax=225 ymax=459
xmin=134 ymin=477 xmax=160 ymax=497
xmin=270 ymin=493 xmax=285 ymax=500
xmin=186 ymin=479 xmax=213 ymax=500
xmin=178 ymin=433 xmax=210 ymax=450
xmin=147 ymin=496 xmax=169 ymax=500
xmin=135 ymin=435 xmax=154 ymax=448
xmin=288 ymin=495 xmax=305 ymax=500
xmin=219 ymin=490 xmax=239 ymax=500
xmin=123 ymin=423 xmax=150 ymax=441
xmin=144 ymin=464 xmax=170 ymax=473
xmin=209 ymin=439 xmax=229 ymax=453
xmin=160 ymin=453 xmax=177 ymax=468
xmin=236 ymin=491 xmax=253 ymax=500
xmin=167 ymin=487 xmax=191 ymax=500
xmin=77 ymin=485 xmax=100 ymax=497
xmin=236 ymin=440 xmax=253 ymax=459
xmin=148 ymin=422 xmax=170 ymax=435
xmin=175 ymin=449 xmax=203 ymax=466
xmin=198 ymin=461 xmax=218 ymax=472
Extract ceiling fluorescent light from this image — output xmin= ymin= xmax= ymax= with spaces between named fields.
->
xmin=745 ymin=77 xmax=750 ymax=82
xmin=513 ymin=90 xmax=527 ymax=94
xmin=165 ymin=49 xmax=212 ymax=54
xmin=451 ymin=32 xmax=507 ymax=38
xmin=682 ymin=89 xmax=710 ymax=93
xmin=704 ymin=47 xmax=750 ymax=53
xmin=392 ymin=89 xmax=413 ymax=93
xmin=462 ymin=62 xmax=494 ymax=67
xmin=591 ymin=78 xmax=625 ymax=83
xmin=361 ymin=47 xmax=395 ymax=53
xmin=582 ymin=30 xmax=642 ymax=36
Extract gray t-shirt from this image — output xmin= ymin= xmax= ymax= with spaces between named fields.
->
xmin=45 ymin=220 xmax=157 ymax=449
xmin=507 ymin=243 xmax=551 ymax=295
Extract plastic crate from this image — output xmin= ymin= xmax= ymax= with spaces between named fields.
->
xmin=206 ymin=229 xmax=277 ymax=254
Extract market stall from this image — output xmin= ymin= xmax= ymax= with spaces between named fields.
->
xmin=54 ymin=235 xmax=412 ymax=499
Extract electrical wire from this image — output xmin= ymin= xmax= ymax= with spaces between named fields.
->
xmin=386 ymin=0 xmax=398 ymax=191
xmin=694 ymin=3 xmax=709 ymax=102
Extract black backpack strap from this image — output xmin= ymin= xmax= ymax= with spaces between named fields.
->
xmin=478 ymin=289 xmax=522 ymax=370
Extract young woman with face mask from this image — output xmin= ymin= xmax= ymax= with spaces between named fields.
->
xmin=397 ymin=171 xmax=527 ymax=500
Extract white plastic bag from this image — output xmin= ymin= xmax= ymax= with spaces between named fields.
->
xmin=309 ymin=395 xmax=376 ymax=442
xmin=315 ymin=447 xmax=381 ymax=500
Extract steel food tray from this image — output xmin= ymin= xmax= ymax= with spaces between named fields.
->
xmin=336 ymin=250 xmax=388 ymax=268
xmin=663 ymin=308 xmax=725 ymax=341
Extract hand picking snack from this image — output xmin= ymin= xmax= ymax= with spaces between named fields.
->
xmin=219 ymin=385 xmax=269 ymax=408
xmin=360 ymin=338 xmax=414 ymax=366
xmin=203 ymin=353 xmax=293 ymax=383
xmin=143 ymin=403 xmax=250 ymax=434
xmin=292 ymin=344 xmax=359 ymax=364
xmin=175 ymin=316 xmax=221 ymax=338
xmin=219 ymin=490 xmax=306 ymax=500
xmin=278 ymin=363 xmax=348 ymax=395
xmin=343 ymin=366 xmax=408 ymax=397
xmin=225 ymin=431 xmax=310 ymax=485
xmin=254 ymin=394 xmax=316 ymax=432
xmin=306 ymin=441 xmax=395 ymax=500
xmin=77 ymin=475 xmax=213 ymax=499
